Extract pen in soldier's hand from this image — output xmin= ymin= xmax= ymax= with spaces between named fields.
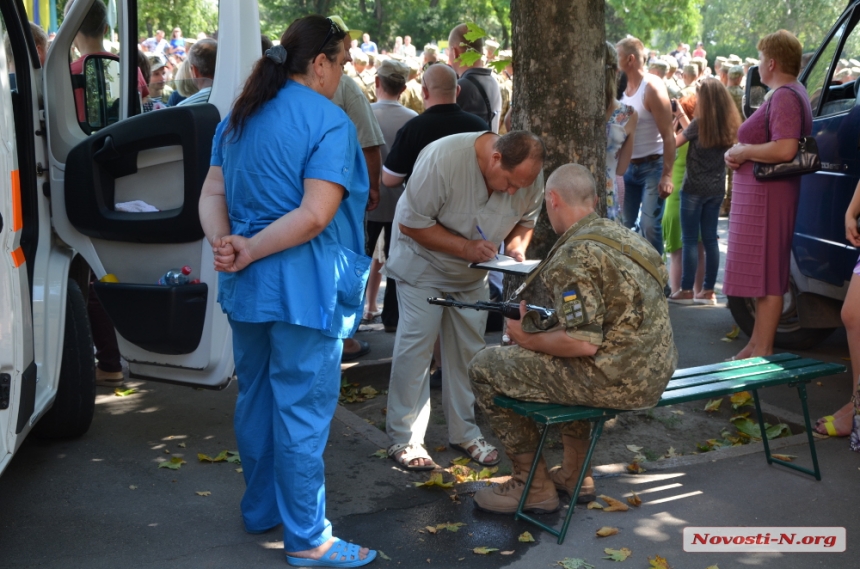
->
xmin=475 ymin=224 xmax=499 ymax=260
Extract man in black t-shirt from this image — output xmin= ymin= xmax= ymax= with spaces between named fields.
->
xmin=382 ymin=64 xmax=489 ymax=187
xmin=448 ymin=23 xmax=502 ymax=133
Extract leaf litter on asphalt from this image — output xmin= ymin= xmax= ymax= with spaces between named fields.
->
xmin=596 ymin=526 xmax=619 ymax=537
xmin=557 ymin=558 xmax=594 ymax=569
xmin=603 ymin=547 xmax=631 ymax=561
xmin=413 ymin=472 xmax=453 ymax=488
xmin=518 ymin=531 xmax=535 ymax=542
xmin=473 ymin=546 xmax=499 ymax=555
xmin=158 ymin=457 xmax=186 ymax=470
xmin=599 ymin=495 xmax=629 ymax=512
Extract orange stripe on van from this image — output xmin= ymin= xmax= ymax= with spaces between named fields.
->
xmin=10 ymin=247 xmax=25 ymax=268
xmin=11 ymin=169 xmax=22 ymax=232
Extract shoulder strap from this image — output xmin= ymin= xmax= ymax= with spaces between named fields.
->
xmin=464 ymin=74 xmax=494 ymax=127
xmin=764 ymin=85 xmax=808 ymax=142
xmin=570 ymin=234 xmax=666 ymax=288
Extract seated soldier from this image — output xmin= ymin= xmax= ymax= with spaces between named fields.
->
xmin=468 ymin=164 xmax=678 ymax=514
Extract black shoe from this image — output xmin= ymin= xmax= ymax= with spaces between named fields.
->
xmin=341 ymin=340 xmax=371 ymax=362
xmin=383 ymin=324 xmax=397 ymax=333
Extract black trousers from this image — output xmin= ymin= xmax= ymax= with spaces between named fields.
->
xmin=365 ymin=220 xmax=399 ymax=328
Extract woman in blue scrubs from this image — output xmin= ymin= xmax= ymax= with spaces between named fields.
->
xmin=199 ymin=16 xmax=375 ymax=568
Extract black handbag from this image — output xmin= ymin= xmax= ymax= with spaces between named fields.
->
xmin=753 ymin=86 xmax=820 ymax=180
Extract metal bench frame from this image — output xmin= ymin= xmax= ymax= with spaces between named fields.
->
xmin=492 ymin=354 xmax=846 ymax=544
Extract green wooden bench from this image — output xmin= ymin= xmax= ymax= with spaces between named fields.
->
xmin=492 ymin=354 xmax=846 ymax=544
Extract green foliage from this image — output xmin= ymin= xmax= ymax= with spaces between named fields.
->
xmin=606 ymin=0 xmax=703 ymax=50
xmin=136 ymin=0 xmax=219 ymax=38
xmin=702 ymin=0 xmax=847 ymax=59
xmin=257 ymin=0 xmax=510 ymax=52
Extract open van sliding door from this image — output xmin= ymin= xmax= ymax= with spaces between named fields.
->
xmin=43 ymin=0 xmax=260 ymax=388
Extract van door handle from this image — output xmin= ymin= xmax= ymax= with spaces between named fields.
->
xmin=93 ymin=136 xmax=119 ymax=163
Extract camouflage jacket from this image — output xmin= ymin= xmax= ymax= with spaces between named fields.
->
xmin=521 ymin=213 xmax=678 ymax=390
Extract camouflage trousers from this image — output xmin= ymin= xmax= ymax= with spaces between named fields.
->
xmin=469 ymin=345 xmax=666 ymax=455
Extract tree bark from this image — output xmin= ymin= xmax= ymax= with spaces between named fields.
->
xmin=506 ymin=0 xmax=606 ymax=300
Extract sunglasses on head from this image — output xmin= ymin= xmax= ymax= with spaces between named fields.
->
xmin=317 ymin=18 xmax=340 ymax=55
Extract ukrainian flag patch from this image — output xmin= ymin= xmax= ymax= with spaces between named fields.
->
xmin=563 ymin=290 xmax=578 ymax=302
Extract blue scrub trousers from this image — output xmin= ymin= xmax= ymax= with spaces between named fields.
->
xmin=230 ymin=318 xmax=342 ymax=552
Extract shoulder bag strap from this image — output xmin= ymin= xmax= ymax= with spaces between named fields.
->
xmin=464 ymin=73 xmax=495 ymax=127
xmin=570 ymin=234 xmax=666 ymax=288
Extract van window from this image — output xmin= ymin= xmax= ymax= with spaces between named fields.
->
xmin=805 ymin=20 xmax=848 ymax=116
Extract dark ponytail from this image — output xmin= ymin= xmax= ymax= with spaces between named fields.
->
xmin=226 ymin=15 xmax=346 ymax=140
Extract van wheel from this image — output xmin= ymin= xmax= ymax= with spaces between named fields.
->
xmin=727 ymin=284 xmax=836 ymax=350
xmin=32 ymin=279 xmax=96 ymax=439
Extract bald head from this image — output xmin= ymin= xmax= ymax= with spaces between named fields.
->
xmin=422 ymin=64 xmax=458 ymax=106
xmin=546 ymin=164 xmax=597 ymax=207
xmin=449 ymin=24 xmax=482 ymax=52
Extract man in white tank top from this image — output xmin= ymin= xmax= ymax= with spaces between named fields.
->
xmin=617 ymin=37 xmax=676 ymax=256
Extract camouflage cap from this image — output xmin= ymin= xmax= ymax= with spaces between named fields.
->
xmin=649 ymin=59 xmax=669 ymax=71
xmin=744 ymin=57 xmax=759 ymax=66
xmin=377 ymin=58 xmax=410 ymax=82
xmin=728 ymin=65 xmax=744 ymax=79
xmin=352 ymin=50 xmax=369 ymax=64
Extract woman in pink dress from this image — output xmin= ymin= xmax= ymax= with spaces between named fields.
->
xmin=723 ymin=30 xmax=812 ymax=360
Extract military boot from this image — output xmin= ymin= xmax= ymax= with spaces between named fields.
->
xmin=549 ymin=435 xmax=596 ymax=504
xmin=473 ymin=452 xmax=559 ymax=514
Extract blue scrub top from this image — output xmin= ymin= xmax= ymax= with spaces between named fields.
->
xmin=211 ymin=81 xmax=370 ymax=338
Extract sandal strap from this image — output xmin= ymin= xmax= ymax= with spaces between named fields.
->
xmin=460 ymin=437 xmax=496 ymax=462
xmin=328 ymin=539 xmax=360 ymax=561
xmin=388 ymin=443 xmax=430 ymax=463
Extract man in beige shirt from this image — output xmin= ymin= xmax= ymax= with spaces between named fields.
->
xmin=385 ymin=130 xmax=545 ymax=470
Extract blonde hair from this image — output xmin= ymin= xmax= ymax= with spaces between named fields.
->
xmin=695 ymin=78 xmax=741 ymax=149
xmin=616 ymin=37 xmax=645 ymax=67
xmin=758 ymin=29 xmax=802 ymax=77
xmin=173 ymin=57 xmax=200 ymax=97
xmin=605 ymin=41 xmax=619 ymax=112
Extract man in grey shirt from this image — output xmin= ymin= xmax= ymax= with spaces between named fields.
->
xmin=385 ymin=131 xmax=545 ymax=471
xmin=449 ymin=23 xmax=502 ymax=133
xmin=369 ymin=60 xmax=418 ymax=331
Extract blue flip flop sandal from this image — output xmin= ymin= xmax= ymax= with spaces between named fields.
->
xmin=286 ymin=538 xmax=377 ymax=567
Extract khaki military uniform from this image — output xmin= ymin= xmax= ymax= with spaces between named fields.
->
xmin=723 ymin=85 xmax=746 ymax=216
xmin=399 ymin=78 xmax=424 ymax=114
xmin=469 ymin=213 xmax=678 ymax=454
xmin=496 ymin=72 xmax=512 ymax=134
xmin=353 ymin=69 xmax=377 ymax=103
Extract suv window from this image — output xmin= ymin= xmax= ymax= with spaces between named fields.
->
xmin=805 ymin=17 xmax=860 ymax=117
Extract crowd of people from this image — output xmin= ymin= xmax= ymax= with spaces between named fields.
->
xmin=53 ymin=5 xmax=858 ymax=567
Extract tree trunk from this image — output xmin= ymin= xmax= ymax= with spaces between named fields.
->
xmin=506 ymin=0 xmax=606 ymax=300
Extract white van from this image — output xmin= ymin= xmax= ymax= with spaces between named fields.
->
xmin=0 ymin=0 xmax=261 ymax=476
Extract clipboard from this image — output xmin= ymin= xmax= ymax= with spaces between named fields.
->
xmin=469 ymin=254 xmax=540 ymax=275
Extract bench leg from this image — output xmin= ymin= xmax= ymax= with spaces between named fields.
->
xmin=514 ymin=416 xmax=610 ymax=544
xmin=751 ymin=385 xmax=821 ymax=481
xmin=555 ymin=416 xmax=608 ymax=544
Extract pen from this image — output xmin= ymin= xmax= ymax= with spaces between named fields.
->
xmin=475 ymin=224 xmax=499 ymax=260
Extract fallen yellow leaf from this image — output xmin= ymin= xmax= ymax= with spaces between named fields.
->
xmin=425 ymin=525 xmax=437 ymax=534
xmin=370 ymin=449 xmax=387 ymax=459
xmin=587 ymin=501 xmax=604 ymax=510
xmin=603 ymin=547 xmax=631 ymax=561
xmin=177 ymin=442 xmax=186 ymax=448
xmin=195 ymin=491 xmax=211 ymax=497
xmin=599 ymin=495 xmax=629 ymax=512
xmin=158 ymin=456 xmax=186 ymax=470
xmin=500 ymin=550 xmax=515 ymax=555
xmin=114 ymin=387 xmax=137 ymax=397
xmin=703 ymin=399 xmax=722 ymax=413
xmin=772 ymin=454 xmax=796 ymax=462
xmin=596 ymin=526 xmax=619 ymax=537
xmin=730 ymin=391 xmax=753 ymax=409
xmin=627 ymin=492 xmax=642 ymax=507
xmin=648 ymin=554 xmax=671 ymax=568
xmin=413 ymin=472 xmax=453 ymax=488
xmin=725 ymin=325 xmax=740 ymax=339
xmin=473 ymin=546 xmax=499 ymax=555
xmin=518 ymin=531 xmax=535 ymax=542
xmin=450 ymin=456 xmax=471 ymax=466
xmin=434 ymin=446 xmax=446 ymax=452
xmin=627 ymin=462 xmax=647 ymax=474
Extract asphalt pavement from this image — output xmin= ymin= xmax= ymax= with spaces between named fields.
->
xmin=1 ymin=219 xmax=858 ymax=568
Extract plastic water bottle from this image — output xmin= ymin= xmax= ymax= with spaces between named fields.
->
xmin=157 ymin=265 xmax=192 ymax=285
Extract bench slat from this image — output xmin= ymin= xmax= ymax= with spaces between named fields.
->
xmin=665 ymin=358 xmax=824 ymax=391
xmin=659 ymin=363 xmax=846 ymax=405
xmin=669 ymin=353 xmax=799 ymax=380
